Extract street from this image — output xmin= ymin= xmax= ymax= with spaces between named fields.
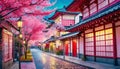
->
xmin=31 ymin=48 xmax=93 ymax=69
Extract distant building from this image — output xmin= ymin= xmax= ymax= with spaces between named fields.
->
xmin=44 ymin=8 xmax=80 ymax=54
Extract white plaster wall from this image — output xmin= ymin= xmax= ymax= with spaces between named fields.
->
xmin=75 ymin=13 xmax=82 ymax=24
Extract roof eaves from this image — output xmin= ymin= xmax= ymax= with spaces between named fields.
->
xmin=59 ymin=32 xmax=80 ymax=40
xmin=66 ymin=2 xmax=120 ymax=30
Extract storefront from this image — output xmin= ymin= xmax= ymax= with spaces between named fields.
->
xmin=64 ymin=40 xmax=70 ymax=56
xmin=72 ymin=38 xmax=77 ymax=57
xmin=0 ymin=28 xmax=14 ymax=69
xmin=0 ymin=21 xmax=18 ymax=69
xmin=2 ymin=29 xmax=13 ymax=62
xmin=59 ymin=32 xmax=80 ymax=57
xmin=67 ymin=9 xmax=120 ymax=65
xmin=65 ymin=0 xmax=120 ymax=65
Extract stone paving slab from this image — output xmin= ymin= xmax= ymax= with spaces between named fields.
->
xmin=45 ymin=52 xmax=120 ymax=69
xmin=10 ymin=62 xmax=19 ymax=69
xmin=21 ymin=62 xmax=36 ymax=69
xmin=10 ymin=62 xmax=36 ymax=69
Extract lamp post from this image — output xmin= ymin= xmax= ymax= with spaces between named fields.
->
xmin=17 ymin=18 xmax=22 ymax=69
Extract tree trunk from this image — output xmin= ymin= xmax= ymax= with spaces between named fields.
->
xmin=25 ymin=43 xmax=28 ymax=59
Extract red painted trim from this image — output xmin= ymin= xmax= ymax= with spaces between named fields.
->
xmin=66 ymin=0 xmax=83 ymax=12
xmin=68 ymin=10 xmax=120 ymax=32
xmin=112 ymin=22 xmax=118 ymax=65
xmin=86 ymin=55 xmax=115 ymax=58
xmin=70 ymin=38 xmax=72 ymax=55
xmin=8 ymin=34 xmax=10 ymax=58
xmin=72 ymin=38 xmax=77 ymax=57
xmin=82 ymin=0 xmax=119 ymax=20
xmin=83 ymin=31 xmax=86 ymax=56
xmin=78 ymin=36 xmax=80 ymax=55
xmin=93 ymin=27 xmax=96 ymax=61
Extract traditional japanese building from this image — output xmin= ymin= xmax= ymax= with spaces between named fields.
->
xmin=43 ymin=36 xmax=56 ymax=53
xmin=47 ymin=8 xmax=80 ymax=55
xmin=59 ymin=32 xmax=80 ymax=56
xmin=66 ymin=0 xmax=120 ymax=65
xmin=0 ymin=20 xmax=18 ymax=69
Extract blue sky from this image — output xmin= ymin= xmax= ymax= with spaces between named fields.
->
xmin=48 ymin=0 xmax=73 ymax=10
xmin=44 ymin=0 xmax=73 ymax=10
xmin=44 ymin=0 xmax=73 ymax=19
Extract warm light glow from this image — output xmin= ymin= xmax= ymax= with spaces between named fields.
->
xmin=41 ymin=53 xmax=46 ymax=64
xmin=23 ymin=41 xmax=26 ymax=44
xmin=19 ymin=34 xmax=22 ymax=38
xmin=56 ymin=40 xmax=61 ymax=48
xmin=60 ymin=32 xmax=69 ymax=36
xmin=17 ymin=20 xmax=22 ymax=28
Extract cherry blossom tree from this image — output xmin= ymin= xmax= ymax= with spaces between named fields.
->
xmin=0 ymin=0 xmax=56 ymax=58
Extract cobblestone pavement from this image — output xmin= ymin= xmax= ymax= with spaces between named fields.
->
xmin=31 ymin=48 xmax=93 ymax=69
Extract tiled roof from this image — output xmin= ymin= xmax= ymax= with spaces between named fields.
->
xmin=66 ymin=2 xmax=120 ymax=30
xmin=44 ymin=36 xmax=56 ymax=43
xmin=48 ymin=7 xmax=80 ymax=19
xmin=59 ymin=32 xmax=80 ymax=40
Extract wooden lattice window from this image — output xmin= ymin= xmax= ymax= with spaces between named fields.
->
xmin=90 ymin=3 xmax=97 ymax=14
xmin=83 ymin=8 xmax=89 ymax=18
xmin=95 ymin=28 xmax=113 ymax=57
xmin=98 ymin=0 xmax=108 ymax=9
xmin=85 ymin=32 xmax=94 ymax=55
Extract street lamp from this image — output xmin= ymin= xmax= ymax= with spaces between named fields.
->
xmin=19 ymin=34 xmax=22 ymax=38
xmin=23 ymin=40 xmax=26 ymax=44
xmin=17 ymin=17 xmax=23 ymax=69
xmin=17 ymin=20 xmax=22 ymax=29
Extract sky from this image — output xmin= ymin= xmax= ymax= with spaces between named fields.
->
xmin=47 ymin=0 xmax=73 ymax=10
xmin=44 ymin=0 xmax=73 ymax=19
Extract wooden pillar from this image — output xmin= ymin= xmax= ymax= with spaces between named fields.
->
xmin=0 ymin=28 xmax=2 ymax=69
xmin=70 ymin=38 xmax=72 ymax=56
xmin=77 ymin=35 xmax=80 ymax=58
xmin=83 ymin=31 xmax=86 ymax=58
xmin=93 ymin=27 xmax=96 ymax=61
xmin=112 ymin=22 xmax=118 ymax=65
xmin=69 ymin=38 xmax=71 ymax=56
xmin=96 ymin=0 xmax=98 ymax=12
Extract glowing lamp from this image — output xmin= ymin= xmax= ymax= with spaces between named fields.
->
xmin=23 ymin=41 xmax=26 ymax=44
xmin=17 ymin=20 xmax=22 ymax=28
xmin=19 ymin=34 xmax=22 ymax=38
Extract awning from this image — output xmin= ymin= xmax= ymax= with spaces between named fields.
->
xmin=59 ymin=32 xmax=80 ymax=40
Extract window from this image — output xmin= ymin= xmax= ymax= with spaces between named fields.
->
xmin=109 ymin=0 xmax=115 ymax=3
xmin=98 ymin=0 xmax=108 ymax=9
xmin=83 ymin=8 xmax=89 ymax=18
xmin=62 ymin=19 xmax=75 ymax=26
xmin=85 ymin=26 xmax=114 ymax=57
xmin=95 ymin=28 xmax=113 ymax=57
xmin=90 ymin=0 xmax=95 ymax=3
xmin=85 ymin=32 xmax=94 ymax=55
xmin=2 ymin=29 xmax=13 ymax=62
xmin=90 ymin=3 xmax=97 ymax=14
